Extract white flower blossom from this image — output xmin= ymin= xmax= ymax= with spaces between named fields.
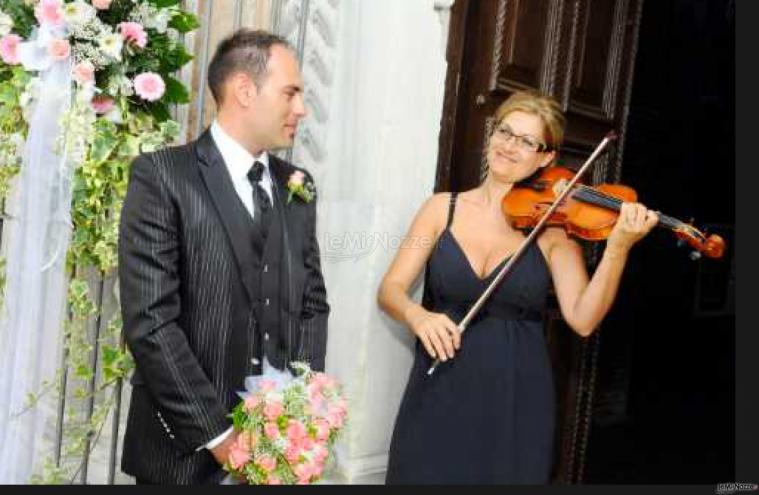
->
xmin=130 ymin=2 xmax=175 ymax=33
xmin=0 ymin=11 xmax=14 ymax=37
xmin=97 ymin=32 xmax=123 ymax=61
xmin=62 ymin=1 xmax=96 ymax=27
xmin=166 ymin=27 xmax=179 ymax=44
xmin=71 ymin=41 xmax=111 ymax=68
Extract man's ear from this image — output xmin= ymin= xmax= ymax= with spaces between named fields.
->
xmin=230 ymin=72 xmax=257 ymax=107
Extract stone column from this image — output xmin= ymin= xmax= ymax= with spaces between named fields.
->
xmin=281 ymin=0 xmax=454 ymax=483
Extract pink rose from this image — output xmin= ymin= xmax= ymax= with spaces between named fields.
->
xmin=308 ymin=394 xmax=325 ymax=415
xmin=289 ymin=170 xmax=305 ymax=187
xmin=286 ymin=420 xmax=307 ymax=442
xmin=48 ymin=39 xmax=70 ymax=61
xmin=326 ymin=411 xmax=344 ymax=429
xmin=72 ymin=61 xmax=95 ymax=86
xmin=263 ymin=400 xmax=283 ymax=421
xmin=284 ymin=443 xmax=301 ymax=463
xmin=0 ymin=34 xmax=21 ymax=65
xmin=91 ymin=95 xmax=115 ymax=115
xmin=293 ymin=462 xmax=313 ymax=481
xmin=227 ymin=445 xmax=250 ymax=470
xmin=92 ymin=0 xmax=113 ymax=10
xmin=263 ymin=422 xmax=280 ymax=439
xmin=311 ymin=460 xmax=325 ymax=478
xmin=313 ymin=419 xmax=330 ymax=441
xmin=35 ymin=0 xmax=64 ymax=26
xmin=312 ymin=442 xmax=329 ymax=462
xmin=257 ymin=455 xmax=277 ymax=472
xmin=133 ymin=72 xmax=165 ymax=102
xmin=243 ymin=395 xmax=259 ymax=412
xmin=266 ymin=475 xmax=282 ymax=485
xmin=119 ymin=22 xmax=147 ymax=48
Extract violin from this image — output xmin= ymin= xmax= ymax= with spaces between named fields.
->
xmin=501 ymin=165 xmax=725 ymax=260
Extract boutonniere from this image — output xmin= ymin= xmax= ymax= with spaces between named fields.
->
xmin=286 ymin=170 xmax=316 ymax=204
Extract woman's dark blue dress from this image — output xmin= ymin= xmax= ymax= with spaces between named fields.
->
xmin=386 ymin=193 xmax=555 ymax=484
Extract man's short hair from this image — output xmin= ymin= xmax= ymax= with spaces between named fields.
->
xmin=207 ymin=29 xmax=292 ymax=104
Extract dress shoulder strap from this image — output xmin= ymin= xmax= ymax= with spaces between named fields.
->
xmin=446 ymin=192 xmax=458 ymax=229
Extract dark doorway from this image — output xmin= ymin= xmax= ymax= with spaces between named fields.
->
xmin=583 ymin=0 xmax=735 ymax=483
xmin=435 ymin=0 xmax=735 ymax=484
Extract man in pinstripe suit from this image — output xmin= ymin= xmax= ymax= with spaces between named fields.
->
xmin=118 ymin=29 xmax=329 ymax=484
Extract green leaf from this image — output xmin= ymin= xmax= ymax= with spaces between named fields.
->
xmin=169 ymin=12 xmax=201 ymax=34
xmin=0 ymin=84 xmax=16 ymax=105
xmin=160 ymin=44 xmax=194 ymax=73
xmin=162 ymin=76 xmax=189 ymax=104
xmin=117 ymin=135 xmax=141 ymax=159
xmin=90 ymin=137 xmax=118 ymax=164
xmin=148 ymin=102 xmax=172 ymax=123
xmin=147 ymin=0 xmax=181 ymax=7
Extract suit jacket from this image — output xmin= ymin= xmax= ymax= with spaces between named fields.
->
xmin=118 ymin=130 xmax=329 ymax=484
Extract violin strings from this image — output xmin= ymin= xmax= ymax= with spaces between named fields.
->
xmin=573 ymin=185 xmax=704 ymax=238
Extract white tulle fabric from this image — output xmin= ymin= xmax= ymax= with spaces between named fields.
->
xmin=0 ymin=24 xmax=75 ymax=483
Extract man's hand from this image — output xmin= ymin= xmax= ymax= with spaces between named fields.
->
xmin=209 ymin=430 xmax=238 ymax=466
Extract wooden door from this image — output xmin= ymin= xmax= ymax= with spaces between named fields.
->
xmin=436 ymin=0 xmax=644 ymax=483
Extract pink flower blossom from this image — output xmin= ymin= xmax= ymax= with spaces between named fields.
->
xmin=263 ymin=422 xmax=280 ymax=439
xmin=263 ymin=400 xmax=283 ymax=421
xmin=286 ymin=420 xmax=307 ymax=442
xmin=293 ymin=462 xmax=313 ymax=481
xmin=227 ymin=445 xmax=250 ymax=470
xmin=266 ymin=475 xmax=282 ymax=485
xmin=284 ymin=443 xmax=301 ymax=463
xmin=243 ymin=395 xmax=259 ymax=412
xmin=119 ymin=22 xmax=147 ymax=48
xmin=91 ymin=95 xmax=115 ymax=115
xmin=35 ymin=0 xmax=64 ymax=26
xmin=48 ymin=39 xmax=70 ymax=61
xmin=257 ymin=455 xmax=277 ymax=472
xmin=92 ymin=0 xmax=113 ymax=10
xmin=312 ymin=442 xmax=329 ymax=462
xmin=133 ymin=72 xmax=165 ymax=102
xmin=313 ymin=419 xmax=330 ymax=441
xmin=0 ymin=34 xmax=21 ymax=65
xmin=298 ymin=436 xmax=315 ymax=452
xmin=72 ymin=61 xmax=95 ymax=86
xmin=326 ymin=411 xmax=344 ymax=429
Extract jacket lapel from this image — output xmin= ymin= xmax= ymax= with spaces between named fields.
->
xmin=195 ymin=130 xmax=257 ymax=305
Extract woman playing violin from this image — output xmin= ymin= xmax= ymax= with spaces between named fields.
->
xmin=378 ymin=90 xmax=658 ymax=484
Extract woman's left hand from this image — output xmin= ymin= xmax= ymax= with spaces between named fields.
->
xmin=605 ymin=202 xmax=659 ymax=254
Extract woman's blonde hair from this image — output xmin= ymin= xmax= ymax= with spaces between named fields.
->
xmin=492 ymin=90 xmax=565 ymax=151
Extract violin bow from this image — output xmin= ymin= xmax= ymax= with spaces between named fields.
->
xmin=427 ymin=131 xmax=618 ymax=376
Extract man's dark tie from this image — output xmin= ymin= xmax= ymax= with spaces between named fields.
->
xmin=247 ymin=161 xmax=273 ymax=241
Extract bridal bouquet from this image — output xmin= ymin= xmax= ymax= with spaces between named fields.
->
xmin=224 ymin=362 xmax=348 ymax=485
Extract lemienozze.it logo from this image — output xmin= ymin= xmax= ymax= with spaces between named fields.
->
xmin=716 ymin=482 xmax=758 ymax=495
